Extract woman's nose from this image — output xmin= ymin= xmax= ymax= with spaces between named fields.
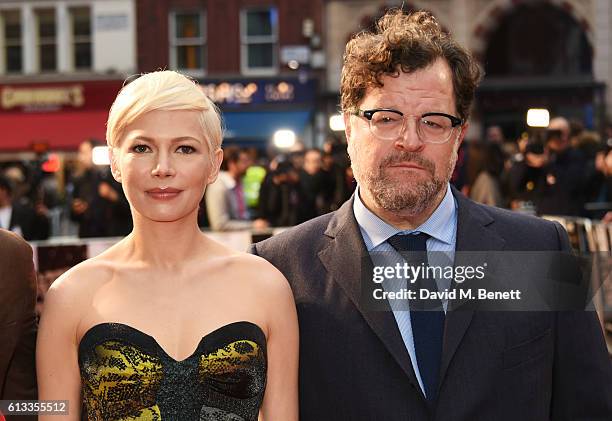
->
xmin=151 ymin=152 xmax=176 ymax=177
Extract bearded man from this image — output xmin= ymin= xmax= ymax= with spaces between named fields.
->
xmin=250 ymin=9 xmax=612 ymax=421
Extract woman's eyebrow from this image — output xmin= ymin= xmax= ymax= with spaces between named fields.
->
xmin=129 ymin=135 xmax=202 ymax=143
xmin=171 ymin=136 xmax=202 ymax=143
xmin=131 ymin=135 xmax=153 ymax=142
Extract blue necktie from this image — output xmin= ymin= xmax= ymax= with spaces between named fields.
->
xmin=387 ymin=232 xmax=445 ymax=402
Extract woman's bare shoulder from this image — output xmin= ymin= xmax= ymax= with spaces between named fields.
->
xmin=221 ymin=251 xmax=292 ymax=297
xmin=49 ymin=236 xmax=132 ymax=294
xmin=44 ymin=254 xmax=118 ymax=314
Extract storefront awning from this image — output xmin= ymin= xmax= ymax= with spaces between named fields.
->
xmin=0 ymin=110 xmax=108 ymax=151
xmin=222 ymin=111 xmax=311 ymax=141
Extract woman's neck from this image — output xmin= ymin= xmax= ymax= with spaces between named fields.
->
xmin=123 ymin=211 xmax=207 ymax=269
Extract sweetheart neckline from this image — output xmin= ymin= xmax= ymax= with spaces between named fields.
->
xmin=78 ymin=320 xmax=266 ymax=363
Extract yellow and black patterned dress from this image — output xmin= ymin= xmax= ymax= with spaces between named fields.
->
xmin=78 ymin=321 xmax=267 ymax=421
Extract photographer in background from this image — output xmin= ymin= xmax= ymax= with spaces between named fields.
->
xmin=0 ymin=175 xmax=49 ymax=241
xmin=536 ymin=117 xmax=587 ymax=216
xmin=507 ymin=117 xmax=587 ymax=216
xmin=69 ymin=139 xmax=132 ymax=238
xmin=258 ymin=156 xmax=301 ymax=227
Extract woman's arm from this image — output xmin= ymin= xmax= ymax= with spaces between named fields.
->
xmin=259 ymin=272 xmax=299 ymax=421
xmin=36 ymin=277 xmax=82 ymax=421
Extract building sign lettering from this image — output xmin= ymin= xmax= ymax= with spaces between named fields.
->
xmin=201 ymin=82 xmax=258 ymax=104
xmin=1 ymin=85 xmax=85 ymax=111
xmin=199 ymin=79 xmax=314 ymax=106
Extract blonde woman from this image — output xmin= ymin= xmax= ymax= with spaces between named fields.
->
xmin=37 ymin=71 xmax=298 ymax=421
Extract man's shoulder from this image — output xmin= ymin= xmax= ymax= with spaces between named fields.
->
xmin=253 ymin=211 xmax=336 ymax=257
xmin=463 ymin=199 xmax=566 ymax=247
xmin=0 ymin=229 xmax=32 ymax=256
xmin=476 ymin=201 xmax=553 ymax=227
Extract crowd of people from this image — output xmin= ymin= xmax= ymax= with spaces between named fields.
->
xmin=1 ymin=116 xmax=611 ymax=240
xmin=203 ymin=142 xmax=354 ymax=230
xmin=457 ymin=118 xmax=612 ymax=222
xmin=0 ymin=139 xmax=132 ymax=241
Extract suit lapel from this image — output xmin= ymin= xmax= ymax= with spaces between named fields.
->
xmin=438 ymin=187 xmax=506 ymax=390
xmin=317 ymin=189 xmax=507 ymax=400
xmin=317 ymin=197 xmax=424 ymax=395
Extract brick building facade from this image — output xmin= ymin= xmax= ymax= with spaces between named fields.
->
xmin=135 ymin=0 xmax=326 ymax=148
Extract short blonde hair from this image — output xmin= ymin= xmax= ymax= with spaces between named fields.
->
xmin=106 ymin=70 xmax=223 ymax=158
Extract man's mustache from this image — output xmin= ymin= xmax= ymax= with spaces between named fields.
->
xmin=380 ymin=152 xmax=436 ymax=176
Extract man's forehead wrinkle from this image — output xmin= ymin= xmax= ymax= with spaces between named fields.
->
xmin=367 ymin=87 xmax=448 ymax=97
xmin=364 ymin=90 xmax=451 ymax=106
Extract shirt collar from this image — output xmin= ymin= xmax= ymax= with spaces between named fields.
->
xmin=353 ymin=183 xmax=456 ymax=251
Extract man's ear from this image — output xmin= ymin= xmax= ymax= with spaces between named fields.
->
xmin=343 ymin=112 xmax=352 ymax=143
xmin=457 ymin=122 xmax=469 ymax=147
xmin=109 ymin=147 xmax=122 ymax=183
xmin=207 ymin=148 xmax=224 ymax=184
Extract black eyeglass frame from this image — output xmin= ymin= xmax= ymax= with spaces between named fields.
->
xmin=353 ymin=108 xmax=463 ymax=127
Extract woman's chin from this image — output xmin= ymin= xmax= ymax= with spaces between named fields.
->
xmin=134 ymin=211 xmax=197 ymax=225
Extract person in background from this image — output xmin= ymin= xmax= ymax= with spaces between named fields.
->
xmin=536 ymin=117 xmax=587 ymax=216
xmin=69 ymin=139 xmax=132 ymax=237
xmin=0 ymin=229 xmax=37 ymax=421
xmin=297 ymin=148 xmax=334 ymax=223
xmin=3 ymin=165 xmax=29 ymax=204
xmin=0 ymin=175 xmax=49 ymax=241
xmin=587 ymin=144 xmax=612 ymax=220
xmin=506 ymin=137 xmax=545 ymax=213
xmin=206 ymin=146 xmax=268 ymax=231
xmin=259 ymin=157 xmax=301 ymax=227
xmin=242 ymin=149 xmax=267 ymax=218
xmin=288 ymin=142 xmax=306 ymax=171
xmin=569 ymin=119 xmax=584 ymax=149
xmin=486 ymin=124 xmax=516 ymax=164
xmin=323 ymin=140 xmax=355 ymax=210
xmin=485 ymin=125 xmax=504 ymax=144
xmin=467 ymin=141 xmax=505 ymax=207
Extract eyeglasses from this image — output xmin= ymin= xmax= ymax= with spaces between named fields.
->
xmin=352 ymin=108 xmax=463 ymax=144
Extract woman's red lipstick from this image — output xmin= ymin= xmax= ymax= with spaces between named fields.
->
xmin=146 ymin=187 xmax=182 ymax=200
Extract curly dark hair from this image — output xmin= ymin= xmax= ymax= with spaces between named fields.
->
xmin=340 ymin=9 xmax=482 ymax=121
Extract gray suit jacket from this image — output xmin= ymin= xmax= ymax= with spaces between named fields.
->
xmin=250 ymin=187 xmax=612 ymax=420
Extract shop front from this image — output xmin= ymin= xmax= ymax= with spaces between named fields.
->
xmin=200 ymin=77 xmax=317 ymax=149
xmin=0 ymin=79 xmax=124 ymax=154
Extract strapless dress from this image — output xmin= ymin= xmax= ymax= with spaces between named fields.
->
xmin=78 ymin=321 xmax=267 ymax=421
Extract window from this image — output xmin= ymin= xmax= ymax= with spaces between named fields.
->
xmin=70 ymin=7 xmax=91 ymax=70
xmin=36 ymin=9 xmax=56 ymax=72
xmin=169 ymin=11 xmax=205 ymax=74
xmin=241 ymin=8 xmax=278 ymax=75
xmin=2 ymin=10 xmax=22 ymax=73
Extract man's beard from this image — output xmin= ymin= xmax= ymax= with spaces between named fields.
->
xmin=350 ymin=144 xmax=458 ymax=215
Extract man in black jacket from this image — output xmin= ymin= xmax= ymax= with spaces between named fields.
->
xmin=0 ymin=176 xmax=49 ymax=241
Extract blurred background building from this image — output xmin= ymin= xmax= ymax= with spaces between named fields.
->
xmin=136 ymin=0 xmax=325 ymax=151
xmin=0 ymin=0 xmax=136 ymax=157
